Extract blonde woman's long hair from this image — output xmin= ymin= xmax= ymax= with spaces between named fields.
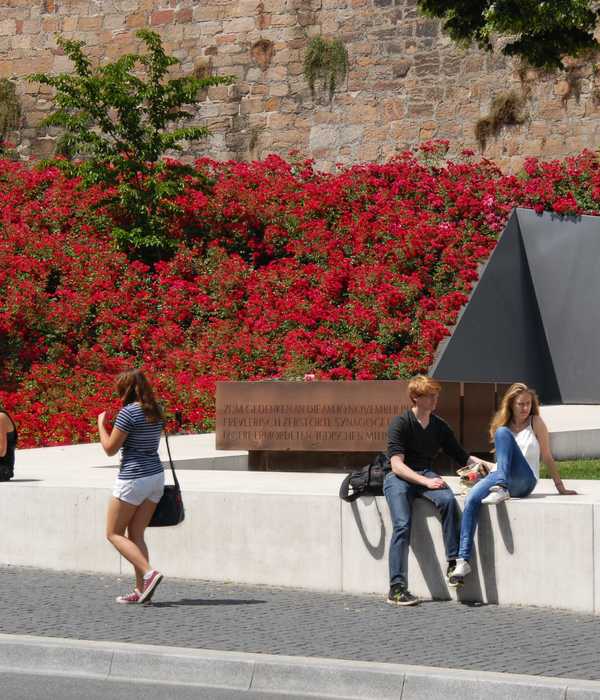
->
xmin=489 ymin=382 xmax=540 ymax=443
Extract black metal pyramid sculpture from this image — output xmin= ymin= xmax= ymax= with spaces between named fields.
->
xmin=431 ymin=207 xmax=600 ymax=404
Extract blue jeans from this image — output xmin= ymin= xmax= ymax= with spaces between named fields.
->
xmin=383 ymin=470 xmax=460 ymax=588
xmin=458 ymin=426 xmax=537 ymax=561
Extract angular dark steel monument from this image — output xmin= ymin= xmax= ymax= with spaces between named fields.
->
xmin=432 ymin=208 xmax=600 ymax=404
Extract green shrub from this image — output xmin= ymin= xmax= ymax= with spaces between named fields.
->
xmin=29 ymin=29 xmax=234 ymax=262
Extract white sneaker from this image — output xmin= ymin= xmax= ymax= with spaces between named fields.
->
xmin=453 ymin=559 xmax=471 ymax=577
xmin=481 ymin=485 xmax=510 ymax=505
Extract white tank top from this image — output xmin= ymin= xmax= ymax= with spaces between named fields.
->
xmin=513 ymin=419 xmax=540 ymax=480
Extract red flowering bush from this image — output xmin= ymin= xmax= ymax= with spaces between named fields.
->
xmin=2 ymin=144 xmax=600 ymax=446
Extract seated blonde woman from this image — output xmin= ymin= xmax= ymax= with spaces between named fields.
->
xmin=452 ymin=382 xmax=576 ymax=580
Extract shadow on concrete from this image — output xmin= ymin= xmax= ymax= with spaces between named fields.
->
xmin=456 ymin=503 xmax=514 ymax=605
xmin=456 ymin=552 xmax=489 ymax=605
xmin=495 ymin=503 xmax=514 ymax=554
xmin=349 ymin=496 xmax=452 ymax=599
xmin=349 ymin=494 xmax=516 ymax=605
xmin=151 ymin=598 xmax=265 ymax=608
xmin=474 ymin=507 xmax=499 ymax=604
xmin=350 ymin=497 xmax=385 ymax=560
xmin=458 ymin=599 xmax=488 ymax=608
xmin=412 ymin=505 xmax=452 ymax=601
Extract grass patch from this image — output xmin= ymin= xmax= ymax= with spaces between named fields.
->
xmin=542 ymin=459 xmax=600 ymax=480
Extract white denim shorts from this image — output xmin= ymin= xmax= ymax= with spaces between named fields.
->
xmin=112 ymin=472 xmax=165 ymax=506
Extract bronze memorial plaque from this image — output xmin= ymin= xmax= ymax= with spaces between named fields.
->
xmin=217 ymin=381 xmax=411 ymax=451
xmin=216 ymin=381 xmax=461 ymax=452
xmin=463 ymin=382 xmax=496 ymax=452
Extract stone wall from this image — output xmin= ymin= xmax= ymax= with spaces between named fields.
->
xmin=1 ymin=0 xmax=599 ymax=170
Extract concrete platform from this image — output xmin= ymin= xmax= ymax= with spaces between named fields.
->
xmin=541 ymin=404 xmax=600 ymax=459
xmin=15 ymin=433 xmax=248 ymax=472
xmin=12 ymin=402 xmax=600 ymax=476
xmin=1 ymin=449 xmax=598 ymax=613
xmin=4 ymin=406 xmax=599 ymax=613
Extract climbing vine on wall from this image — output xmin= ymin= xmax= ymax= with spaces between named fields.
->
xmin=0 ymin=79 xmax=21 ymax=143
xmin=303 ymin=36 xmax=348 ymax=100
xmin=475 ymin=91 xmax=528 ymax=151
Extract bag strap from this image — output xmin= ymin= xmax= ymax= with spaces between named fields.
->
xmin=163 ymin=430 xmax=180 ymax=489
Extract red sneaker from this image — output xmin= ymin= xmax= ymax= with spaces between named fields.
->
xmin=116 ymin=589 xmax=141 ymax=604
xmin=138 ymin=570 xmax=163 ymax=604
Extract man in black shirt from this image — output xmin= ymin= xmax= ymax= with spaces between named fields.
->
xmin=384 ymin=375 xmax=479 ymax=606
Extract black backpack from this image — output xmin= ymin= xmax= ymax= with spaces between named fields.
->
xmin=339 ymin=452 xmax=389 ymax=502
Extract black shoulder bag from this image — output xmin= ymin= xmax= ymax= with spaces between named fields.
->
xmin=339 ymin=452 xmax=389 ymax=502
xmin=149 ymin=431 xmax=185 ymax=527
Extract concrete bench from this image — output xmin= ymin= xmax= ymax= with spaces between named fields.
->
xmin=346 ymin=480 xmax=599 ymax=612
xmin=0 ymin=453 xmax=597 ymax=614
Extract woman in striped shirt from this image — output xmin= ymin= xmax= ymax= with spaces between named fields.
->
xmin=98 ymin=369 xmax=165 ymax=604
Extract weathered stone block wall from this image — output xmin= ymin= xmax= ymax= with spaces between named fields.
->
xmin=1 ymin=0 xmax=599 ymax=170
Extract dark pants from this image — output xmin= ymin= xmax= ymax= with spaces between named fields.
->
xmin=383 ymin=470 xmax=460 ymax=588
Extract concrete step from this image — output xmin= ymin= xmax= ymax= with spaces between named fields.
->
xmin=0 ymin=457 xmax=598 ymax=613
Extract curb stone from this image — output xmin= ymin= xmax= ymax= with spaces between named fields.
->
xmin=0 ymin=634 xmax=599 ymax=699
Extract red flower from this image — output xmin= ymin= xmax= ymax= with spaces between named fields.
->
xmin=2 ymin=148 xmax=600 ymax=446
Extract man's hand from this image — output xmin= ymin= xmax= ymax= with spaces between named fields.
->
xmin=424 ymin=476 xmax=446 ymax=490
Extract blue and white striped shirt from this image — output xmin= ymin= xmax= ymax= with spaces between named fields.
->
xmin=114 ymin=403 xmax=164 ymax=480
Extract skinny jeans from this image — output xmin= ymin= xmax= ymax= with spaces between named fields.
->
xmin=458 ymin=426 xmax=537 ymax=562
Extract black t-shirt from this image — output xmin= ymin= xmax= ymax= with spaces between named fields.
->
xmin=386 ymin=409 xmax=468 ymax=471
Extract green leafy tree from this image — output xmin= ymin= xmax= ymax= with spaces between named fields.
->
xmin=418 ymin=0 xmax=600 ymax=69
xmin=29 ymin=29 xmax=234 ymax=261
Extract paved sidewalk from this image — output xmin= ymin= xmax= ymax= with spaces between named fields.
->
xmin=0 ymin=566 xmax=599 ymax=682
